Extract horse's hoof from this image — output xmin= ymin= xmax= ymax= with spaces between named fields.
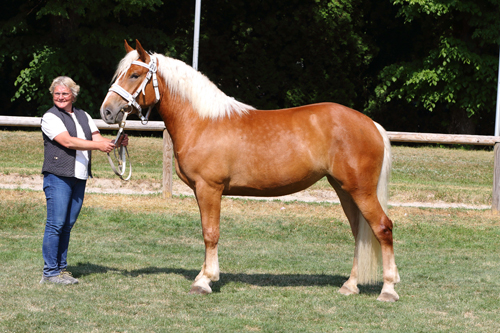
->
xmin=188 ymin=285 xmax=211 ymax=295
xmin=377 ymin=292 xmax=399 ymax=302
xmin=338 ymin=284 xmax=359 ymax=296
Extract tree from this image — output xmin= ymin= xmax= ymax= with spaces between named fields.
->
xmin=7 ymin=0 xmax=497 ymax=136
xmin=1 ymin=0 xmax=377 ymax=118
xmin=1 ymin=0 xmax=376 ymax=118
xmin=0 ymin=0 xmax=193 ymax=118
xmin=197 ymin=0 xmax=374 ymax=111
xmin=368 ymin=0 xmax=500 ymax=134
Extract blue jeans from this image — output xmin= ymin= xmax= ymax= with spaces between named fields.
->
xmin=42 ymin=173 xmax=86 ymax=277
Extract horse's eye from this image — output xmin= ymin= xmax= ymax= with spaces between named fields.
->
xmin=130 ymin=73 xmax=140 ymax=79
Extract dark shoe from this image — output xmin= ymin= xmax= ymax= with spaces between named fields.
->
xmin=40 ymin=273 xmax=72 ymax=285
xmin=60 ymin=270 xmax=79 ymax=284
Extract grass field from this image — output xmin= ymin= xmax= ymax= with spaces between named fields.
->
xmin=1 ymin=130 xmax=499 ymax=332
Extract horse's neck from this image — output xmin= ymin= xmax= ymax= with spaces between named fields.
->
xmin=157 ymin=94 xmax=206 ymax=149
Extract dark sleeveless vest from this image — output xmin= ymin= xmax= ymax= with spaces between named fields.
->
xmin=41 ymin=106 xmax=93 ymax=178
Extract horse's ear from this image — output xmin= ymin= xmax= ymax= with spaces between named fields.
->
xmin=135 ymin=39 xmax=148 ymax=62
xmin=124 ymin=40 xmax=134 ymax=53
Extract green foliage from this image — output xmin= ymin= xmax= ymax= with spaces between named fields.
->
xmin=368 ymin=0 xmax=500 ymax=133
xmin=1 ymin=0 xmax=499 ymax=135
xmin=375 ymin=36 xmax=498 ymax=115
xmin=0 ymin=0 xmax=374 ymax=117
xmin=0 ymin=0 xmax=187 ymax=117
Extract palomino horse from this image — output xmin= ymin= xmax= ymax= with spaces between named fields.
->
xmin=100 ymin=40 xmax=400 ymax=302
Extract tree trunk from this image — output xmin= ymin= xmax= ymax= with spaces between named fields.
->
xmin=447 ymin=107 xmax=476 ymax=134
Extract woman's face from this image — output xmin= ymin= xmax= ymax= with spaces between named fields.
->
xmin=53 ymin=85 xmax=74 ymax=111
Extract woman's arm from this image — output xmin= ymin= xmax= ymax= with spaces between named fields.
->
xmin=54 ymin=131 xmax=115 ymax=153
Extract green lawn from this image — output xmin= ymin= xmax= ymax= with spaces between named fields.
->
xmin=1 ymin=129 xmax=499 ymax=331
xmin=1 ymin=189 xmax=499 ymax=332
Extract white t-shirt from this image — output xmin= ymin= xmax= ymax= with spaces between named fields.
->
xmin=41 ymin=111 xmax=99 ymax=180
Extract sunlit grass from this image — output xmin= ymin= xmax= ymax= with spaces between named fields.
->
xmin=1 ymin=189 xmax=499 ymax=332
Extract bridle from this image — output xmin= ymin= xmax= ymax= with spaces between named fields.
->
xmin=106 ymin=55 xmax=161 ymax=181
xmin=109 ymin=56 xmax=161 ymax=125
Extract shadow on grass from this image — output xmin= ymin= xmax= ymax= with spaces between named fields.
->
xmin=70 ymin=262 xmax=382 ymax=295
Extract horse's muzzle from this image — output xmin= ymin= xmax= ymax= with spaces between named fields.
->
xmin=101 ymin=108 xmax=126 ymax=124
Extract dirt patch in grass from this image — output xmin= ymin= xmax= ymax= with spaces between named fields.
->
xmin=2 ymin=183 xmax=497 ymax=231
xmin=0 ymin=173 xmax=491 ymax=211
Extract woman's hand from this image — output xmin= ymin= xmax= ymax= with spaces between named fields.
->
xmin=98 ymin=140 xmax=115 ymax=153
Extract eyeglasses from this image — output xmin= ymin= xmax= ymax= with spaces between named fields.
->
xmin=54 ymin=92 xmax=71 ymax=97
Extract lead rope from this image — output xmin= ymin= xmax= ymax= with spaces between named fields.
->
xmin=107 ymin=110 xmax=132 ymax=181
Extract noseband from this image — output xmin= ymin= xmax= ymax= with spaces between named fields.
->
xmin=106 ymin=56 xmax=161 ymax=181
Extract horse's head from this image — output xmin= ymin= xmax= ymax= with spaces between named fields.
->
xmin=100 ymin=40 xmax=160 ymax=124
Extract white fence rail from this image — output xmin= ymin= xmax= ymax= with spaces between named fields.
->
xmin=1 ymin=116 xmax=500 ymax=212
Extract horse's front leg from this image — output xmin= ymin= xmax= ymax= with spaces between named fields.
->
xmin=189 ymin=183 xmax=223 ymax=295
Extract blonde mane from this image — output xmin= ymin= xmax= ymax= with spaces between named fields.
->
xmin=112 ymin=51 xmax=255 ymax=119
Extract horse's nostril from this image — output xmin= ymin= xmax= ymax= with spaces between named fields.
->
xmin=105 ymin=109 xmax=113 ymax=120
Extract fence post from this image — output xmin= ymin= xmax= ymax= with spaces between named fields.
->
xmin=162 ymin=129 xmax=173 ymax=198
xmin=492 ymin=143 xmax=500 ymax=214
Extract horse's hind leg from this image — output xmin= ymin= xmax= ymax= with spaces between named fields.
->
xmin=329 ymin=178 xmax=380 ymax=296
xmin=189 ymin=182 xmax=223 ymax=295
xmin=354 ymin=194 xmax=400 ymax=302
xmin=329 ymin=176 xmax=399 ymax=302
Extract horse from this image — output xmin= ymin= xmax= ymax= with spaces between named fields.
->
xmin=100 ymin=40 xmax=400 ymax=302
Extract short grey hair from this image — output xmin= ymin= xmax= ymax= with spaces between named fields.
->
xmin=49 ymin=76 xmax=80 ymax=101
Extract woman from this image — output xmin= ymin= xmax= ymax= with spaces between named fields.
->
xmin=40 ymin=76 xmax=128 ymax=285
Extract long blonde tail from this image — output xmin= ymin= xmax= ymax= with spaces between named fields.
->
xmin=356 ymin=122 xmax=391 ymax=284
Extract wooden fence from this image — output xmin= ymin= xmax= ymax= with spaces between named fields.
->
xmin=1 ymin=115 xmax=500 ymax=213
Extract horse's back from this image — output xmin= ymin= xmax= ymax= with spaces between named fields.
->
xmin=244 ymin=102 xmax=385 ymax=159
